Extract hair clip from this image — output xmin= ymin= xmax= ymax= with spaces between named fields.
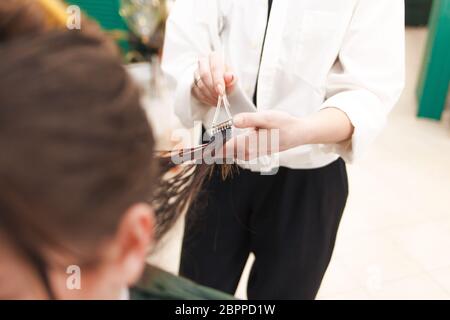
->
xmin=210 ymin=94 xmax=233 ymax=136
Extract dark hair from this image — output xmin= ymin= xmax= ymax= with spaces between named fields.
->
xmin=0 ymin=31 xmax=157 ymax=296
xmin=0 ymin=0 xmax=49 ymax=42
xmin=0 ymin=0 xmax=119 ymax=56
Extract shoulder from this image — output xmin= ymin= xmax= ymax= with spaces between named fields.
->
xmin=130 ymin=265 xmax=235 ymax=300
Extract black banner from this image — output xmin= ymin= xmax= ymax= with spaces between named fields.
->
xmin=1 ymin=300 xmax=447 ymax=319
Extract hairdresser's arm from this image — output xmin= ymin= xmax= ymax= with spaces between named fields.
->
xmin=225 ymin=108 xmax=353 ymax=160
xmin=162 ymin=0 xmax=230 ymax=127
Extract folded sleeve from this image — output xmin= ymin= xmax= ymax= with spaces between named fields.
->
xmin=320 ymin=0 xmax=405 ymax=162
xmin=161 ymin=0 xmax=219 ymax=128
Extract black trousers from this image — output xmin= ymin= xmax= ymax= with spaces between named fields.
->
xmin=180 ymin=159 xmax=349 ymax=300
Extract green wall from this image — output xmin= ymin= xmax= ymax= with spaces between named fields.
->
xmin=66 ymin=0 xmax=129 ymax=52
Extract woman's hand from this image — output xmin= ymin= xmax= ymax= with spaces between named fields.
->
xmin=192 ymin=52 xmax=237 ymax=106
xmin=224 ymin=110 xmax=309 ymax=161
xmin=224 ymin=108 xmax=354 ymax=161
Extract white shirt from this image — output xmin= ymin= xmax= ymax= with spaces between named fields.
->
xmin=162 ymin=0 xmax=405 ymax=170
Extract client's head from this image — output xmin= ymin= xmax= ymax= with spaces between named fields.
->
xmin=0 ymin=32 xmax=157 ymax=299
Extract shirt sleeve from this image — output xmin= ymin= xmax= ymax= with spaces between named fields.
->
xmin=161 ymin=0 xmax=219 ymax=128
xmin=320 ymin=0 xmax=405 ymax=162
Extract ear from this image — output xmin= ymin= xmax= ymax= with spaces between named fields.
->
xmin=112 ymin=203 xmax=155 ymax=287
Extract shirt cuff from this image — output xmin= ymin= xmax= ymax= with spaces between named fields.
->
xmin=319 ymin=89 xmax=387 ymax=163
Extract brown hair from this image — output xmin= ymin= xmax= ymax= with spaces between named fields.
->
xmin=0 ymin=0 xmax=224 ymax=240
xmin=0 ymin=0 xmax=118 ymax=55
xmin=0 ymin=31 xmax=156 ymax=296
xmin=0 ymin=0 xmax=49 ymax=41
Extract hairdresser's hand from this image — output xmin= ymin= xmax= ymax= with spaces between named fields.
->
xmin=224 ymin=111 xmax=307 ymax=161
xmin=192 ymin=52 xmax=237 ymax=107
xmin=224 ymin=108 xmax=354 ymax=161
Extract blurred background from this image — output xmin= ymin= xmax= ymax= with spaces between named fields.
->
xmin=68 ymin=0 xmax=449 ymax=300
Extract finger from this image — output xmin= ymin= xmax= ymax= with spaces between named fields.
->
xmin=223 ymin=130 xmax=259 ymax=161
xmin=198 ymin=57 xmax=216 ymax=97
xmin=243 ymin=129 xmax=260 ymax=160
xmin=225 ymin=73 xmax=236 ymax=95
xmin=193 ymin=72 xmax=206 ymax=91
xmin=193 ymin=85 xmax=216 ymax=106
xmin=193 ymin=69 xmax=201 ymax=86
xmin=209 ymin=52 xmax=226 ymax=95
xmin=193 ymin=70 xmax=217 ymax=105
xmin=224 ymin=71 xmax=236 ymax=88
xmin=196 ymin=88 xmax=216 ymax=106
xmin=233 ymin=112 xmax=271 ymax=129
